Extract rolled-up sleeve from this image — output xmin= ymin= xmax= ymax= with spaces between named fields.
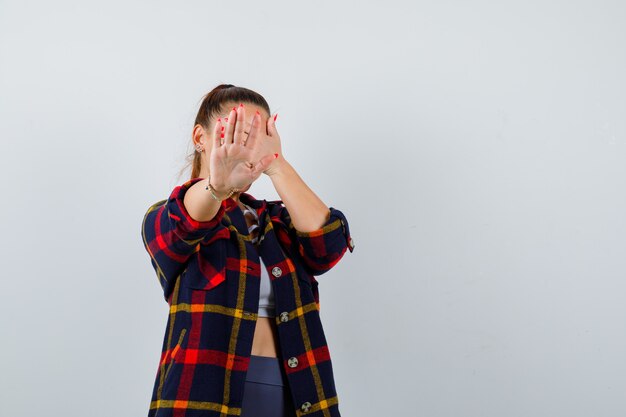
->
xmin=279 ymin=205 xmax=355 ymax=276
xmin=141 ymin=177 xmax=227 ymax=302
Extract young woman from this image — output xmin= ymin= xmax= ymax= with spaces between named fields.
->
xmin=141 ymin=84 xmax=355 ymax=417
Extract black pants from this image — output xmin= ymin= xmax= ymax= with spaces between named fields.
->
xmin=240 ymin=355 xmax=297 ymax=417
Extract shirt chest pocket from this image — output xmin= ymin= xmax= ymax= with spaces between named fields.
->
xmin=183 ymin=235 xmax=229 ymax=291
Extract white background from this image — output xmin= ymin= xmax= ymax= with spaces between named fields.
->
xmin=1 ymin=1 xmax=625 ymax=416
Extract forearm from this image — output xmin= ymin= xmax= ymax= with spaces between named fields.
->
xmin=269 ymin=158 xmax=330 ymax=232
xmin=183 ymin=178 xmax=223 ymax=222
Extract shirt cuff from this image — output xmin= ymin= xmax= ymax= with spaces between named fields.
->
xmin=294 ymin=206 xmax=355 ymax=255
xmin=168 ymin=177 xmax=227 ymax=241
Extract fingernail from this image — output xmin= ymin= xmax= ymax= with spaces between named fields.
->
xmin=255 ymin=110 xmax=259 ymax=115
xmin=232 ymin=106 xmax=237 ymax=112
xmin=239 ymin=103 xmax=244 ymax=107
xmin=221 ymin=132 xmax=224 ymax=138
xmin=274 ymin=113 xmax=278 ymax=122
xmin=225 ymin=117 xmax=228 ymax=121
xmin=221 ymin=126 xmax=224 ymax=131
xmin=274 ymin=153 xmax=278 ymax=158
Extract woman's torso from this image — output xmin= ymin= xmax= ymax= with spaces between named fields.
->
xmin=241 ymin=201 xmax=280 ymax=358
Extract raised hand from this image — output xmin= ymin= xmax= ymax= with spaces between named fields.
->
xmin=245 ymin=108 xmax=283 ymax=177
xmin=205 ymin=104 xmax=279 ymax=196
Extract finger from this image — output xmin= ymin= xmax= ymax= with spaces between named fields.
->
xmin=224 ymin=105 xmax=238 ymax=145
xmin=267 ymin=112 xmax=278 ymax=137
xmin=252 ymin=153 xmax=278 ymax=177
xmin=213 ymin=117 xmax=223 ymax=149
xmin=245 ymin=110 xmax=261 ymax=148
xmin=233 ymin=103 xmax=246 ymax=146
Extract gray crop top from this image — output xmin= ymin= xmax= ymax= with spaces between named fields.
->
xmin=242 ymin=203 xmax=275 ymax=318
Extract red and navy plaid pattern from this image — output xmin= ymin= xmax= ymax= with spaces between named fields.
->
xmin=140 ymin=177 xmax=355 ymax=417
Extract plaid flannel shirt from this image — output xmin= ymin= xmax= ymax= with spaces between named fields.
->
xmin=140 ymin=177 xmax=355 ymax=417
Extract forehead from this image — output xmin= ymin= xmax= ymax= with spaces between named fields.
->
xmin=221 ymin=102 xmax=269 ymax=119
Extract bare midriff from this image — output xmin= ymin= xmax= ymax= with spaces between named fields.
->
xmin=242 ymin=208 xmax=281 ymax=359
xmin=251 ymin=316 xmax=280 ymax=357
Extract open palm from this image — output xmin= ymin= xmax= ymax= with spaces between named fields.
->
xmin=205 ymin=105 xmax=279 ymax=194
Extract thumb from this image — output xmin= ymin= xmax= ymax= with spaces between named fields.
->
xmin=253 ymin=153 xmax=278 ymax=177
xmin=267 ymin=113 xmax=278 ymax=137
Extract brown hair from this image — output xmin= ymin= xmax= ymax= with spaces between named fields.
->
xmin=177 ymin=84 xmax=272 ymax=181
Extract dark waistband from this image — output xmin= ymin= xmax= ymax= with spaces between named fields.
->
xmin=246 ymin=355 xmax=287 ymax=386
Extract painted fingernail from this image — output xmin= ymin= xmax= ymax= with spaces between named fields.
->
xmin=221 ymin=126 xmax=224 ymax=131
xmin=217 ymin=117 xmax=221 ymax=122
xmin=225 ymin=117 xmax=228 ymax=121
xmin=239 ymin=103 xmax=244 ymax=107
xmin=221 ymin=132 xmax=224 ymax=138
xmin=255 ymin=110 xmax=259 ymax=115
xmin=274 ymin=113 xmax=278 ymax=122
xmin=274 ymin=153 xmax=278 ymax=158
xmin=232 ymin=106 xmax=237 ymax=112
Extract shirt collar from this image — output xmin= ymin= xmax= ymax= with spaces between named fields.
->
xmin=223 ymin=191 xmax=265 ymax=211
xmin=221 ymin=191 xmax=268 ymax=234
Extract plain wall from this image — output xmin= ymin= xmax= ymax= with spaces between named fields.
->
xmin=1 ymin=1 xmax=625 ymax=416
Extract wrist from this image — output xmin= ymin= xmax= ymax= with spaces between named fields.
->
xmin=267 ymin=156 xmax=290 ymax=178
xmin=206 ymin=176 xmax=234 ymax=201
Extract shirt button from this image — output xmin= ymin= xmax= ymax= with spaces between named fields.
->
xmin=300 ymin=401 xmax=312 ymax=413
xmin=271 ymin=266 xmax=282 ymax=277
xmin=287 ymin=357 xmax=299 ymax=368
xmin=279 ymin=311 xmax=289 ymax=322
